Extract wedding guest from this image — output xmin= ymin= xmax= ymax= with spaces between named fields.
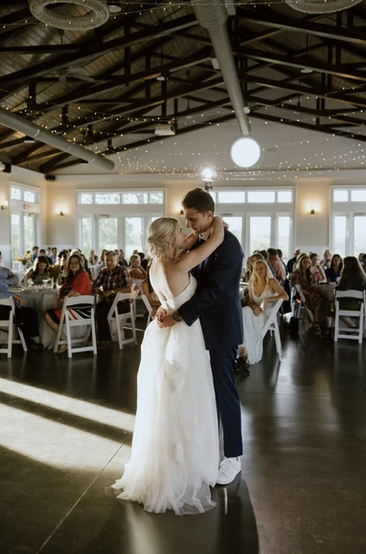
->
xmin=287 ymin=248 xmax=301 ymax=275
xmin=238 ymin=260 xmax=288 ymax=365
xmin=336 ymin=256 xmax=366 ymax=327
xmin=243 ymin=252 xmax=265 ymax=283
xmin=0 ymin=252 xmax=18 ymax=286
xmin=290 ymin=254 xmax=324 ymax=335
xmin=139 ymin=252 xmax=148 ymax=271
xmin=51 ymin=247 xmax=58 ymax=264
xmin=118 ymin=249 xmax=128 ymax=267
xmin=267 ymin=248 xmax=286 ymax=283
xmin=88 ymin=249 xmax=96 ymax=265
xmin=325 ymin=254 xmax=343 ymax=283
xmin=310 ymin=252 xmax=326 ymax=283
xmin=276 ymin=248 xmax=287 ymax=275
xmin=31 ymin=245 xmax=39 ymax=261
xmin=25 ymin=256 xmax=50 ymax=285
xmin=255 ymin=250 xmax=276 ymax=277
xmin=0 ymin=274 xmax=42 ymax=351
xmin=39 ymin=248 xmax=53 ymax=265
xmin=128 ymin=254 xmax=147 ymax=280
xmin=45 ymin=253 xmax=92 ymax=353
xmin=320 ymin=248 xmax=332 ymax=270
xmin=92 ymin=251 xmax=132 ymax=349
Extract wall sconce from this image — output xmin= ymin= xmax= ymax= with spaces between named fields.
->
xmin=56 ymin=208 xmax=67 ymax=216
xmin=307 ymin=207 xmax=319 ymax=216
xmin=201 ymin=166 xmax=217 ymax=191
xmin=1 ymin=200 xmax=8 ymax=210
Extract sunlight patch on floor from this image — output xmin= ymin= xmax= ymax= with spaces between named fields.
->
xmin=0 ymin=377 xmax=135 ymax=432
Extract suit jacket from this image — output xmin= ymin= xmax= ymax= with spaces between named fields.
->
xmin=178 ymin=228 xmax=243 ymax=350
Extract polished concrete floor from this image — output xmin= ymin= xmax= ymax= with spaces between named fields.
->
xmin=1 ymin=319 xmax=366 ymax=554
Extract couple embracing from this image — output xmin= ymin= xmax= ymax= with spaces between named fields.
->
xmin=113 ymin=188 xmax=244 ymax=515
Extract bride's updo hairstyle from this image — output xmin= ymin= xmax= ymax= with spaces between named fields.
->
xmin=147 ymin=217 xmax=180 ymax=259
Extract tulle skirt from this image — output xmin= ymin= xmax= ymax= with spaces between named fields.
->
xmin=112 ymin=319 xmax=219 ymax=515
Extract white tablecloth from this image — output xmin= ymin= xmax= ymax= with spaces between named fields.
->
xmin=11 ymin=287 xmax=59 ymax=348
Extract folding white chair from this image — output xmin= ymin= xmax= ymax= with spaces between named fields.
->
xmin=0 ymin=297 xmax=28 ymax=357
xmin=294 ymin=284 xmax=314 ymax=323
xmin=140 ymin=294 xmax=153 ymax=325
xmin=53 ymin=295 xmax=97 ymax=358
xmin=107 ymin=290 xmax=139 ymax=349
xmin=261 ymin=299 xmax=284 ymax=361
xmin=334 ymin=290 xmax=364 ymax=344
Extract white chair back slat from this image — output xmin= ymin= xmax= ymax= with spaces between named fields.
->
xmin=53 ymin=295 xmax=97 ymax=357
xmin=0 ymin=297 xmax=27 ymax=357
xmin=140 ymin=294 xmax=153 ymax=325
xmin=261 ymin=298 xmax=284 ymax=361
xmin=334 ymin=289 xmax=364 ymax=344
xmin=107 ymin=290 xmax=139 ymax=349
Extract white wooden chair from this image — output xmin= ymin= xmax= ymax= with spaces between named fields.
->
xmin=293 ymin=284 xmax=314 ymax=323
xmin=261 ymin=298 xmax=284 ymax=361
xmin=53 ymin=295 xmax=97 ymax=357
xmin=140 ymin=294 xmax=153 ymax=325
xmin=0 ymin=297 xmax=28 ymax=357
xmin=334 ymin=290 xmax=364 ymax=344
xmin=107 ymin=290 xmax=139 ymax=349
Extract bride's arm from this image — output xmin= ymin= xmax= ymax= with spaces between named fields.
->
xmin=175 ymin=217 xmax=224 ymax=273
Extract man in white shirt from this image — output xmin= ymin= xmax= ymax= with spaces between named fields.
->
xmin=0 ymin=252 xmax=18 ymax=286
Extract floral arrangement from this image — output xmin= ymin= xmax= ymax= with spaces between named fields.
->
xmin=16 ymin=251 xmax=32 ymax=266
xmin=47 ymin=264 xmax=61 ymax=282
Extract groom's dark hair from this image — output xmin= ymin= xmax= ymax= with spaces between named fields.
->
xmin=182 ymin=188 xmax=215 ymax=214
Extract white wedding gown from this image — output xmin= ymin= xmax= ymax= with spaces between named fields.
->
xmin=112 ymin=274 xmax=219 ymax=515
xmin=240 ymin=285 xmax=277 ymax=365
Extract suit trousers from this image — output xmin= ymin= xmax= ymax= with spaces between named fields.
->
xmin=209 ymin=346 xmax=243 ymax=458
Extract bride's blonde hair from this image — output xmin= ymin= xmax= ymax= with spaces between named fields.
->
xmin=147 ymin=217 xmax=180 ymax=259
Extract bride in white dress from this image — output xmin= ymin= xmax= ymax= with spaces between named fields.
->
xmin=239 ymin=260 xmax=288 ymax=365
xmin=112 ymin=216 xmax=224 ymax=515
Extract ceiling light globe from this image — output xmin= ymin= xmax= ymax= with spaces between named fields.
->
xmin=230 ymin=137 xmax=261 ymax=168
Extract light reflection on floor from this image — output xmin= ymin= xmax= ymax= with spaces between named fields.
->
xmin=0 ymin=401 xmax=131 ymax=470
xmin=0 ymin=377 xmax=135 ymax=432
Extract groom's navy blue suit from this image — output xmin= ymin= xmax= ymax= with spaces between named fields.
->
xmin=178 ymin=228 xmax=244 ymax=458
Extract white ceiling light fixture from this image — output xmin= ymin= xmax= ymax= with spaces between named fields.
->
xmin=230 ymin=137 xmax=261 ymax=168
xmin=285 ymin=0 xmax=362 ymax=13
xmin=29 ymin=0 xmax=109 ymax=31
xmin=108 ymin=2 xmax=122 ymax=13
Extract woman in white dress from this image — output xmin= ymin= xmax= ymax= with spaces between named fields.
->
xmin=239 ymin=260 xmax=288 ymax=365
xmin=112 ymin=216 xmax=224 ymax=515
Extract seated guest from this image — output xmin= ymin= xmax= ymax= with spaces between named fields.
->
xmin=255 ymin=250 xmax=276 ymax=277
xmin=336 ymin=256 xmax=366 ymax=327
xmin=310 ymin=253 xmax=326 ymax=283
xmin=287 ymin=248 xmax=301 ymax=275
xmin=88 ymin=249 xmax=96 ymax=265
xmin=39 ymin=248 xmax=53 ymax=265
xmin=243 ymin=252 xmax=265 ymax=283
xmin=141 ymin=270 xmax=161 ymax=318
xmin=320 ymin=248 xmax=332 ymax=270
xmin=45 ymin=253 xmax=92 ymax=353
xmin=267 ymin=247 xmax=286 ymax=283
xmin=118 ymin=249 xmax=128 ymax=267
xmin=92 ymin=251 xmax=132 ymax=349
xmin=238 ymin=260 xmax=288 ymax=365
xmin=25 ymin=255 xmax=50 ymax=285
xmin=276 ymin=249 xmax=287 ymax=275
xmin=31 ymin=245 xmax=39 ymax=261
xmin=325 ymin=254 xmax=343 ymax=283
xmin=0 ymin=252 xmax=18 ymax=286
xmin=128 ymin=254 xmax=148 ymax=280
xmin=51 ymin=247 xmax=58 ymax=264
xmin=0 ymin=274 xmax=42 ymax=351
xmin=291 ymin=254 xmax=324 ymax=335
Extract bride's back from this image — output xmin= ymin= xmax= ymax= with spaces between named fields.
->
xmin=150 ymin=259 xmax=190 ymax=301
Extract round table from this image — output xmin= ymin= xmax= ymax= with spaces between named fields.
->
xmin=10 ymin=286 xmax=59 ymax=348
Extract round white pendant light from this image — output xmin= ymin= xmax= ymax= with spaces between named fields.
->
xmin=230 ymin=137 xmax=261 ymax=168
xmin=30 ymin=0 xmax=109 ymax=30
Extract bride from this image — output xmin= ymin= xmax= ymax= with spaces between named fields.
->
xmin=112 ymin=215 xmax=224 ymax=515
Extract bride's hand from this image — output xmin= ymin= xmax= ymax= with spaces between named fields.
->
xmin=155 ymin=306 xmax=167 ymax=328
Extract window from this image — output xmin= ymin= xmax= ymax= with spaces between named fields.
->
xmin=215 ymin=188 xmax=294 ymax=259
xmin=10 ymin=184 xmax=40 ymax=260
xmin=77 ymin=189 xmax=165 ymax=257
xmin=331 ymin=187 xmax=366 ymax=256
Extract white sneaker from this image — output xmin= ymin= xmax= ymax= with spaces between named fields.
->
xmin=216 ymin=457 xmax=241 ymax=485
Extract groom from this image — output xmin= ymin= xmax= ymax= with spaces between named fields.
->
xmin=158 ymin=187 xmax=243 ymax=485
